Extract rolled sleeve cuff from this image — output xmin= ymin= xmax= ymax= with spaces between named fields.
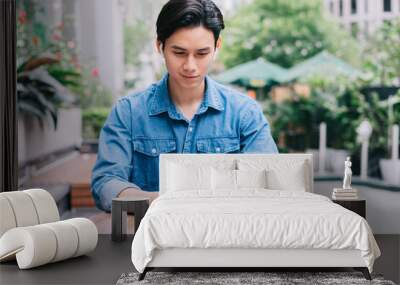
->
xmin=99 ymin=179 xmax=140 ymax=212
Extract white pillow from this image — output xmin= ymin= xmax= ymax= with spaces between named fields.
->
xmin=211 ymin=168 xmax=268 ymax=191
xmin=167 ymin=162 xmax=212 ymax=191
xmin=237 ymin=159 xmax=308 ymax=191
xmin=236 ymin=169 xmax=268 ymax=189
xmin=211 ymin=168 xmax=237 ymax=190
xmin=266 ymin=167 xmax=306 ymax=191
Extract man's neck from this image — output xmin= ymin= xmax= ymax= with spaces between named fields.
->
xmin=168 ymin=76 xmax=205 ymax=107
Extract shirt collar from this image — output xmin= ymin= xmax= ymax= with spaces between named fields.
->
xmin=148 ymin=74 xmax=224 ymax=118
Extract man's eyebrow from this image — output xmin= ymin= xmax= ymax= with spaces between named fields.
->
xmin=197 ymin=47 xmax=211 ymax=52
xmin=171 ymin=45 xmax=186 ymax=51
xmin=171 ymin=45 xmax=211 ymax=52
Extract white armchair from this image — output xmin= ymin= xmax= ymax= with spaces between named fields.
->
xmin=0 ymin=189 xmax=98 ymax=269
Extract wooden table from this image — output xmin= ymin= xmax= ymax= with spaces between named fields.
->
xmin=112 ymin=197 xmax=149 ymax=241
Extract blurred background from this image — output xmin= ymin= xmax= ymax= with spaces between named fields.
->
xmin=16 ymin=0 xmax=399 ymax=234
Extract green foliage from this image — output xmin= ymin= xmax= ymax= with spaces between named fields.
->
xmin=266 ymin=79 xmax=399 ymax=176
xmin=363 ymin=18 xmax=400 ymax=85
xmin=394 ymin=90 xmax=400 ymax=124
xmin=17 ymin=1 xmax=46 ymax=62
xmin=82 ymin=108 xmax=111 ymax=140
xmin=219 ymin=0 xmax=359 ymax=69
xmin=267 ymin=90 xmax=333 ymax=151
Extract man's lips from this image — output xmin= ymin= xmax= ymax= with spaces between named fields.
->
xmin=181 ymin=74 xmax=199 ymax=79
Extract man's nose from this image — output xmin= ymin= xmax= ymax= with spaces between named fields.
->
xmin=183 ymin=55 xmax=197 ymax=72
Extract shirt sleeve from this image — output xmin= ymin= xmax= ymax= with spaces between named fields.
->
xmin=91 ymin=99 xmax=140 ymax=212
xmin=239 ymin=100 xmax=278 ymax=153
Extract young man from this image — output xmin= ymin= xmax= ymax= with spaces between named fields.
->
xmin=91 ymin=0 xmax=278 ymax=211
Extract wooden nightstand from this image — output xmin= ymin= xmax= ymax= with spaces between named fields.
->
xmin=332 ymin=199 xmax=366 ymax=218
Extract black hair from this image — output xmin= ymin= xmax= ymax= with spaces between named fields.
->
xmin=156 ymin=0 xmax=224 ymax=49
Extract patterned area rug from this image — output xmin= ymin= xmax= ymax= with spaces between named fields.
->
xmin=116 ymin=271 xmax=396 ymax=285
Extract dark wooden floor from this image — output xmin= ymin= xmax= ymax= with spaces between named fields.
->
xmin=0 ymin=234 xmax=398 ymax=284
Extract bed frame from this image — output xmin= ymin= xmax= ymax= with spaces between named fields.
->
xmin=138 ymin=154 xmax=372 ymax=281
xmin=140 ymin=248 xmax=371 ymax=280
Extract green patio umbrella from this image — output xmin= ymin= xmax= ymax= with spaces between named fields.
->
xmin=213 ymin=57 xmax=287 ymax=88
xmin=282 ymin=51 xmax=362 ymax=82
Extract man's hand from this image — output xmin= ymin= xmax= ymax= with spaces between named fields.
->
xmin=117 ymin=187 xmax=159 ymax=204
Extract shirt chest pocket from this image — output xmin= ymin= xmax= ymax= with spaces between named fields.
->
xmin=132 ymin=139 xmax=176 ymax=189
xmin=196 ymin=137 xmax=240 ymax=153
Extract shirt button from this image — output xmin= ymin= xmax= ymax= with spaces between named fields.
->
xmin=188 ymin=127 xmax=193 ymax=132
xmin=151 ymin=148 xmax=157 ymax=154
xmin=215 ymin=147 xmax=221 ymax=152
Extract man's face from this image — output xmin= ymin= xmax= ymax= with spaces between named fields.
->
xmin=158 ymin=26 xmax=221 ymax=90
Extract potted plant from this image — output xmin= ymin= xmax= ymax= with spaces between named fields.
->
xmin=17 ymin=5 xmax=81 ymax=129
xmin=17 ymin=56 xmax=78 ymax=129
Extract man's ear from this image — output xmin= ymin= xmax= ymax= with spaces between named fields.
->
xmin=156 ymin=40 xmax=163 ymax=54
xmin=216 ymin=37 xmax=222 ymax=49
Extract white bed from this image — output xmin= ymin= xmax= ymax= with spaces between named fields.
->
xmin=131 ymin=154 xmax=380 ymax=280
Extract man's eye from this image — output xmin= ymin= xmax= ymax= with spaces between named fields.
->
xmin=173 ymin=52 xmax=186 ymax=56
xmin=197 ymin=53 xmax=209 ymax=57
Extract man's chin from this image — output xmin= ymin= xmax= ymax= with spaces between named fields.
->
xmin=177 ymin=76 xmax=204 ymax=88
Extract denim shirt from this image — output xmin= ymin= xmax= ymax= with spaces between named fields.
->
xmin=91 ymin=74 xmax=278 ymax=211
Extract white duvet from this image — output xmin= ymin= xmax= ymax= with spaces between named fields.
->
xmin=131 ymin=190 xmax=380 ymax=273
